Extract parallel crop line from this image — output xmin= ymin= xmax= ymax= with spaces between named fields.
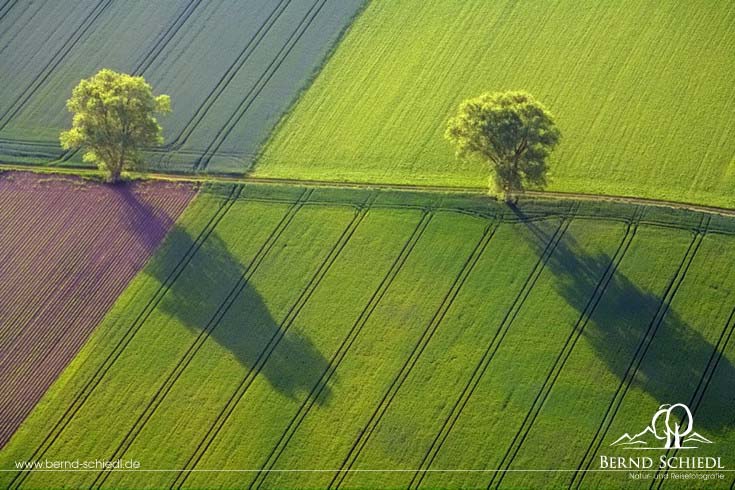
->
xmin=166 ymin=0 xmax=292 ymax=150
xmin=651 ymin=305 xmax=735 ymax=488
xmin=195 ymin=0 xmax=329 ymax=171
xmin=171 ymin=193 xmax=376 ymax=489
xmin=490 ymin=207 xmax=643 ymax=489
xmin=0 ymin=189 xmax=189 ymax=386
xmin=0 ymin=191 xmax=89 ymax=342
xmin=0 ymin=0 xmax=112 ymax=130
xmin=0 ymin=198 xmax=126 ymax=347
xmin=53 ymin=0 xmax=205 ymax=166
xmin=570 ymin=215 xmax=711 ymax=489
xmin=0 ymin=0 xmax=17 ymax=26
xmin=410 ymin=207 xmax=577 ymax=490
xmin=249 ymin=211 xmax=435 ymax=490
xmin=91 ymin=188 xmax=312 ymax=488
xmin=330 ymin=219 xmax=500 ymax=489
xmin=132 ymin=0 xmax=204 ymax=76
xmin=8 ymin=184 xmax=240 ymax=489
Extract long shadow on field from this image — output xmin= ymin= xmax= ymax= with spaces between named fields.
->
xmin=509 ymin=203 xmax=735 ymax=436
xmin=125 ymin=192 xmax=331 ymax=404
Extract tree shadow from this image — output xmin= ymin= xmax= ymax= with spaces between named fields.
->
xmin=117 ymin=189 xmax=332 ymax=404
xmin=112 ymin=183 xmax=174 ymax=251
xmin=509 ymin=202 xmax=735 ymax=434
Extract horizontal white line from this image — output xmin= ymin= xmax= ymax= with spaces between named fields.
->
xmin=3 ymin=469 xmax=733 ymax=473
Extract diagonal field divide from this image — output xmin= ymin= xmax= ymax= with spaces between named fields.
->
xmin=569 ymin=215 xmax=711 ymax=489
xmin=489 ymin=207 xmax=643 ymax=488
xmin=194 ymin=0 xmax=331 ymax=171
xmin=329 ymin=218 xmax=501 ymax=488
xmin=93 ymin=190 xmax=373 ymax=489
xmin=165 ymin=0 xmax=292 ymax=151
xmin=0 ymin=0 xmax=112 ymax=131
xmin=650 ymin=304 xmax=735 ymax=487
xmin=89 ymin=188 xmax=314 ymax=488
xmin=246 ymin=211 xmax=435 ymax=490
xmin=6 ymin=183 xmax=244 ymax=489
xmin=408 ymin=205 xmax=578 ymax=489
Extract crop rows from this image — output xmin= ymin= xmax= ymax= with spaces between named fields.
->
xmin=2 ymin=184 xmax=734 ymax=489
xmin=256 ymin=0 xmax=735 ymax=208
xmin=0 ymin=172 xmax=195 ymax=448
xmin=0 ymin=0 xmax=366 ymax=172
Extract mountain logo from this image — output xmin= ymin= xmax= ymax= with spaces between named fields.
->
xmin=610 ymin=403 xmax=713 ymax=450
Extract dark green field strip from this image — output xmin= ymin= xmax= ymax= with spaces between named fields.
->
xmin=490 ymin=225 xmax=696 ymax=489
xmin=161 ymin=0 xmax=291 ymax=150
xmin=580 ymin=232 xmax=735 ymax=489
xmin=1 ymin=0 xmax=191 ymax=140
xmin=0 ymin=0 xmax=111 ymax=132
xmin=331 ymin=221 xmax=552 ymax=489
xmin=99 ymin=202 xmax=364 ymax=489
xmin=250 ymin=212 xmax=487 ymax=489
xmin=570 ymin=217 xmax=710 ymax=489
xmin=417 ymin=218 xmax=627 ymax=489
xmin=0 ymin=0 xmax=367 ymax=172
xmin=115 ymin=207 xmax=421 ymax=489
xmin=9 ymin=197 xmax=296 ymax=489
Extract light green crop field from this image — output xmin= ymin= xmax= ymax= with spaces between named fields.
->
xmin=2 ymin=183 xmax=735 ymax=489
xmin=255 ymin=0 xmax=735 ymax=208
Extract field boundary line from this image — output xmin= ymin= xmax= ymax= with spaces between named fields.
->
xmin=8 ymin=184 xmax=241 ymax=489
xmin=651 ymin=304 xmax=735 ymax=488
xmin=166 ymin=0 xmax=292 ymax=151
xmin=90 ymin=188 xmax=312 ymax=488
xmin=0 ymin=0 xmax=112 ymax=130
xmin=330 ymin=218 xmax=500 ymax=488
xmin=195 ymin=0 xmax=329 ymax=171
xmin=410 ymin=205 xmax=578 ymax=489
xmin=490 ymin=207 xmax=643 ymax=488
xmin=248 ymin=211 xmax=435 ymax=490
xmin=2 ymin=164 xmax=735 ymax=218
xmin=570 ymin=215 xmax=711 ymax=489
xmin=170 ymin=192 xmax=376 ymax=489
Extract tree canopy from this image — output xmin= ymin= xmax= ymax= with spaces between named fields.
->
xmin=60 ymin=69 xmax=170 ymax=183
xmin=446 ymin=91 xmax=560 ymax=200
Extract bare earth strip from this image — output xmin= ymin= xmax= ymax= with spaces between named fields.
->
xmin=0 ymin=171 xmax=196 ymax=447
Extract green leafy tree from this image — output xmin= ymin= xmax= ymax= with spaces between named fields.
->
xmin=446 ymin=91 xmax=560 ymax=200
xmin=60 ymin=69 xmax=171 ymax=183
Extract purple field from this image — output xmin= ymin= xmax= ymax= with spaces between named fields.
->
xmin=0 ymin=171 xmax=195 ymax=447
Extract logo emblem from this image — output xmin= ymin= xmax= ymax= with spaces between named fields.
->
xmin=610 ymin=403 xmax=713 ymax=450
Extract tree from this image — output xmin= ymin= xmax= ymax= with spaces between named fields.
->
xmin=60 ymin=69 xmax=170 ymax=183
xmin=445 ymin=91 xmax=560 ymax=201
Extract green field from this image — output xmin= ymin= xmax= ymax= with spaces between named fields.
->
xmin=0 ymin=0 xmax=365 ymax=172
xmin=2 ymin=184 xmax=734 ymax=489
xmin=255 ymin=0 xmax=735 ymax=207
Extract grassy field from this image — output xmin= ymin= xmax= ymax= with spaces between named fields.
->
xmin=2 ymin=182 xmax=734 ymax=489
xmin=0 ymin=0 xmax=365 ymax=172
xmin=255 ymin=0 xmax=735 ymax=208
